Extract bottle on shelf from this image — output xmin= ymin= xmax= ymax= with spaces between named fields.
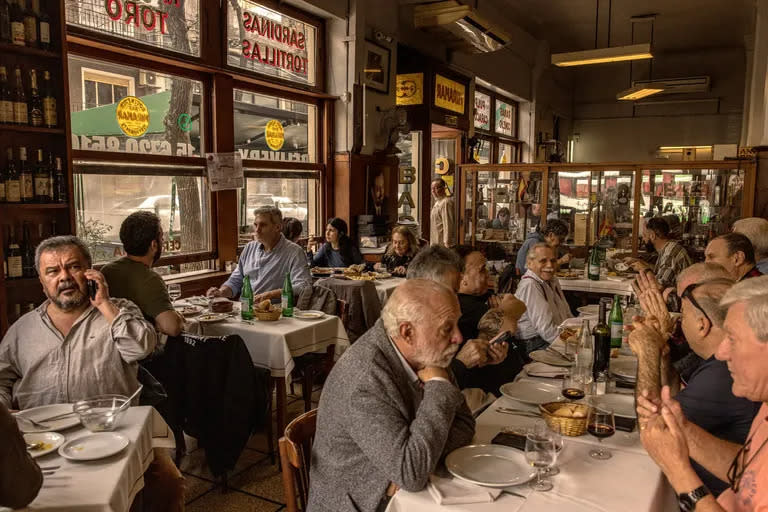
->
xmin=0 ymin=0 xmax=11 ymax=43
xmin=10 ymin=0 xmax=24 ymax=46
xmin=591 ymin=299 xmax=611 ymax=380
xmin=36 ymin=0 xmax=49 ymax=50
xmin=0 ymin=150 xmax=5 ymax=202
xmin=6 ymin=224 xmax=23 ymax=279
xmin=240 ymin=275 xmax=253 ymax=320
xmin=12 ymin=65 xmax=27 ymax=125
xmin=53 ymin=156 xmax=66 ymax=202
xmin=18 ymin=145 xmax=33 ymax=202
xmin=44 ymin=150 xmax=53 ymax=201
xmin=33 ymin=148 xmax=48 ymax=202
xmin=22 ymin=0 xmax=35 ymax=47
xmin=28 ymin=69 xmax=43 ymax=127
xmin=609 ymin=295 xmax=623 ymax=350
xmin=0 ymin=66 xmax=13 ymax=124
xmin=281 ymin=271 xmax=293 ymax=317
xmin=41 ymin=70 xmax=55 ymax=127
xmin=587 ymin=245 xmax=601 ymax=281
xmin=5 ymin=147 xmax=20 ymax=203
xmin=21 ymin=221 xmax=34 ymax=277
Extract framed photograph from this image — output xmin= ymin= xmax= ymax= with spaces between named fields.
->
xmin=363 ymin=41 xmax=391 ymax=94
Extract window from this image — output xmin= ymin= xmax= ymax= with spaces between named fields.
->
xmin=82 ymin=69 xmax=134 ymax=109
xmin=495 ymin=99 xmax=515 ymax=137
xmin=474 ymin=91 xmax=491 ymax=131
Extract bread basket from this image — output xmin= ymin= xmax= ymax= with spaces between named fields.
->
xmin=538 ymin=402 xmax=591 ymax=436
xmin=254 ymin=308 xmax=282 ymax=321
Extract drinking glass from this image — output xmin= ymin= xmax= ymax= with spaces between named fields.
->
xmin=587 ymin=405 xmax=616 ymax=460
xmin=561 ymin=369 xmax=587 ymax=401
xmin=534 ymin=421 xmax=564 ymax=477
xmin=525 ymin=432 xmax=556 ymax=491
xmin=167 ymin=283 xmax=182 ymax=302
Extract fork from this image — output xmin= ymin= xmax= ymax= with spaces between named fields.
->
xmin=546 ymin=346 xmax=574 ymax=362
xmin=15 ymin=414 xmax=51 ymax=429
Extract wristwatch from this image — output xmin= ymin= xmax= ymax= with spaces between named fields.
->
xmin=678 ymin=486 xmax=710 ymax=511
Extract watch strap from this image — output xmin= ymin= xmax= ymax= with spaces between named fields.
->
xmin=678 ymin=485 xmax=710 ymax=511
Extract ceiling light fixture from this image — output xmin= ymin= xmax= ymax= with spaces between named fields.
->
xmin=617 ymin=85 xmax=664 ymax=100
xmin=551 ymin=43 xmax=653 ymax=67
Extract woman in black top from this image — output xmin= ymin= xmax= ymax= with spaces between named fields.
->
xmin=312 ymin=217 xmax=362 ymax=268
xmin=377 ymin=226 xmax=419 ymax=276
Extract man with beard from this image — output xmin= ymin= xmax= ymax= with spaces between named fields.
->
xmin=102 ymin=211 xmax=184 ymax=336
xmin=628 ymin=216 xmax=692 ymax=289
xmin=308 ymin=280 xmax=475 ymax=512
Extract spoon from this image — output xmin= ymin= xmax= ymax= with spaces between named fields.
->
xmin=109 ymin=384 xmax=143 ymax=417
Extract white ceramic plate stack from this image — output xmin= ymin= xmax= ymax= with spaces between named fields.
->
xmin=15 ymin=404 xmax=80 ymax=434
xmin=445 ymin=444 xmax=536 ymax=487
xmin=610 ymin=358 xmax=638 ymax=384
xmin=499 ymin=379 xmax=562 ymax=405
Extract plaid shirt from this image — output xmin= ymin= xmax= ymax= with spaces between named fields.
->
xmin=655 ymin=240 xmax=692 ymax=289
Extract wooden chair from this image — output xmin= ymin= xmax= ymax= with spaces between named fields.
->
xmin=279 ymin=409 xmax=318 ymax=512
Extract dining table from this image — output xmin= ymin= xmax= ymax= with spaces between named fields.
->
xmin=15 ymin=406 xmax=174 ymax=512
xmin=558 ymin=275 xmax=634 ymax=297
xmin=374 ymin=277 xmax=405 ymax=306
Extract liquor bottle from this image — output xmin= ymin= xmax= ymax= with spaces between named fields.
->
xmin=18 ymin=146 xmax=33 ymax=202
xmin=21 ymin=221 xmax=34 ymax=277
xmin=0 ymin=152 xmax=5 ymax=202
xmin=6 ymin=224 xmax=23 ymax=279
xmin=28 ymin=69 xmax=43 ymax=127
xmin=587 ymin=245 xmax=601 ymax=281
xmin=609 ymin=295 xmax=623 ymax=349
xmin=53 ymin=156 xmax=66 ymax=202
xmin=13 ymin=66 xmax=27 ymax=125
xmin=591 ymin=299 xmax=611 ymax=380
xmin=45 ymin=151 xmax=53 ymax=201
xmin=41 ymin=70 xmax=56 ymax=127
xmin=33 ymin=148 xmax=48 ymax=202
xmin=22 ymin=0 xmax=35 ymax=47
xmin=281 ymin=271 xmax=293 ymax=317
xmin=0 ymin=66 xmax=13 ymax=124
xmin=5 ymin=147 xmax=20 ymax=203
xmin=0 ymin=0 xmax=11 ymax=43
xmin=36 ymin=0 xmax=48 ymax=50
xmin=240 ymin=275 xmax=253 ymax=320
xmin=10 ymin=0 xmax=24 ymax=46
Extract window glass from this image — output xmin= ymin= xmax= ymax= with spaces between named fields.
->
xmin=227 ymin=0 xmax=318 ymax=86
xmin=69 ymin=55 xmax=203 ymax=157
xmin=474 ymin=91 xmax=491 ymax=131
xmin=498 ymin=142 xmax=515 ymax=163
xmin=65 ymin=0 xmax=201 ymax=57
xmin=234 ymin=89 xmax=316 ymax=163
xmin=495 ymin=100 xmax=515 ymax=137
xmin=74 ymin=162 xmax=211 ymax=266
xmin=396 ymin=131 xmax=421 ymax=223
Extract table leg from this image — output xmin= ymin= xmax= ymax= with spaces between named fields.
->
xmin=274 ymin=376 xmax=287 ymax=439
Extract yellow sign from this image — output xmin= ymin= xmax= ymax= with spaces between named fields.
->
xmin=115 ymin=96 xmax=149 ymax=138
xmin=396 ymin=73 xmax=423 ymax=106
xmin=434 ymin=74 xmax=465 ymax=114
xmin=265 ymin=119 xmax=285 ymax=151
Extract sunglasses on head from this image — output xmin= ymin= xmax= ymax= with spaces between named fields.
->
xmin=681 ymin=282 xmax=714 ymax=328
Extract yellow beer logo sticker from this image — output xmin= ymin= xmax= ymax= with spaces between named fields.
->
xmin=265 ymin=119 xmax=285 ymax=151
xmin=116 ymin=96 xmax=149 ymax=138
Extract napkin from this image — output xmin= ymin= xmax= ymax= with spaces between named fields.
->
xmin=427 ymin=475 xmax=503 ymax=505
xmin=525 ymin=362 xmax=569 ymax=378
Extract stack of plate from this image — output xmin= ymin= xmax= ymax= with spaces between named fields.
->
xmin=610 ymin=358 xmax=638 ymax=386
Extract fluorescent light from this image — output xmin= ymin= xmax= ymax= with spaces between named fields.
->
xmin=552 ymin=43 xmax=653 ymax=67
xmin=658 ymin=146 xmax=712 ymax=151
xmin=617 ymin=86 xmax=664 ymax=100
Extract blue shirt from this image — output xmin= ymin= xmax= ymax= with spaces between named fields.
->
xmin=224 ymin=235 xmax=311 ymax=299
xmin=312 ymin=243 xmax=362 ymax=268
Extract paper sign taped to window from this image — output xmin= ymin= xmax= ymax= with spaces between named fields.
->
xmin=206 ymin=152 xmax=244 ymax=191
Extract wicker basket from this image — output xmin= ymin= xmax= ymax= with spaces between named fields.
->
xmin=539 ymin=402 xmax=591 ymax=436
xmin=254 ymin=308 xmax=282 ymax=321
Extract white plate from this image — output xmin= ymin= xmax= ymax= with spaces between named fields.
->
xmin=24 ymin=432 xmax=65 ymax=458
xmin=15 ymin=404 xmax=80 ymax=434
xmin=59 ymin=433 xmax=129 ymax=461
xmin=177 ymin=305 xmax=203 ymax=316
xmin=197 ymin=313 xmax=230 ymax=323
xmin=577 ymin=305 xmax=600 ymax=315
xmin=610 ymin=358 xmax=638 ymax=381
xmin=500 ymin=379 xmax=562 ymax=405
xmin=294 ymin=310 xmax=326 ymax=320
xmin=591 ymin=394 xmax=637 ymax=419
xmin=529 ymin=350 xmax=574 ymax=367
xmin=446 ymin=444 xmax=536 ymax=488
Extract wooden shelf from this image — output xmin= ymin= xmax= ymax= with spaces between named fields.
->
xmin=0 ymin=42 xmax=60 ymax=59
xmin=3 ymin=277 xmax=40 ymax=288
xmin=0 ymin=203 xmax=69 ymax=209
xmin=0 ymin=125 xmax=66 ymax=135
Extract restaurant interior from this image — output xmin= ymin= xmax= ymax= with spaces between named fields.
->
xmin=2 ymin=0 xmax=768 ymax=511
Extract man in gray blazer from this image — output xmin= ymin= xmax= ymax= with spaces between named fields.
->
xmin=307 ymin=279 xmax=475 ymax=512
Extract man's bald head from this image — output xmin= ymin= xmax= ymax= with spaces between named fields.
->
xmin=381 ymin=279 xmax=457 ymax=337
xmin=677 ymin=262 xmax=732 ymax=294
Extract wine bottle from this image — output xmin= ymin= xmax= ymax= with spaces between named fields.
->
xmin=609 ymin=295 xmax=623 ymax=349
xmin=12 ymin=66 xmax=27 ymax=125
xmin=22 ymin=0 xmax=35 ymax=47
xmin=36 ymin=0 xmax=48 ymax=50
xmin=592 ymin=299 xmax=611 ymax=380
xmin=33 ymin=148 xmax=48 ymax=202
xmin=45 ymin=151 xmax=53 ymax=201
xmin=240 ymin=275 xmax=253 ymax=320
xmin=281 ymin=271 xmax=293 ymax=317
xmin=21 ymin=221 xmax=34 ymax=277
xmin=0 ymin=151 xmax=6 ymax=202
xmin=0 ymin=0 xmax=11 ymax=43
xmin=587 ymin=245 xmax=601 ymax=281
xmin=18 ymin=146 xmax=33 ymax=202
xmin=5 ymin=147 xmax=20 ymax=203
xmin=42 ymin=70 xmax=56 ymax=127
xmin=28 ymin=69 xmax=43 ymax=127
xmin=53 ymin=156 xmax=66 ymax=202
xmin=0 ymin=66 xmax=12 ymax=124
xmin=6 ymin=224 xmax=23 ymax=279
xmin=10 ymin=0 xmax=24 ymax=46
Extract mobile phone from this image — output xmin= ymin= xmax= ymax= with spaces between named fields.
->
xmin=87 ymin=279 xmax=98 ymax=300
xmin=489 ymin=330 xmax=514 ymax=346
xmin=491 ymin=431 xmax=526 ymax=451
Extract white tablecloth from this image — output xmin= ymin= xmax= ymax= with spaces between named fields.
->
xmin=21 ymin=406 xmax=173 ymax=512
xmin=199 ymin=315 xmax=349 ymax=377
xmin=559 ymin=277 xmax=634 ymax=296
xmin=375 ymin=278 xmax=405 ymax=306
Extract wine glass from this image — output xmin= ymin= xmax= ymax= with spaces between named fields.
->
xmin=525 ymin=432 xmax=556 ymax=491
xmin=534 ymin=421 xmax=564 ymax=477
xmin=167 ymin=283 xmax=181 ymax=302
xmin=587 ymin=405 xmax=616 ymax=460
xmin=561 ymin=370 xmax=587 ymax=401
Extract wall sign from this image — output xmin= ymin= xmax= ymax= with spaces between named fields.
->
xmin=495 ymin=100 xmax=514 ymax=137
xmin=227 ymin=0 xmax=317 ymax=86
xmin=264 ymin=119 xmax=285 ymax=151
xmin=474 ymin=91 xmax=490 ymax=131
xmin=396 ymin=73 xmax=423 ymax=106
xmin=115 ymin=96 xmax=149 ymax=137
xmin=434 ymin=74 xmax=465 ymax=114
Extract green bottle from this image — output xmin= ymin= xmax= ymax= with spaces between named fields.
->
xmin=609 ymin=295 xmax=623 ymax=349
xmin=240 ymin=275 xmax=253 ymax=320
xmin=588 ymin=245 xmax=601 ymax=281
xmin=592 ymin=299 xmax=611 ymax=380
xmin=281 ymin=271 xmax=293 ymax=317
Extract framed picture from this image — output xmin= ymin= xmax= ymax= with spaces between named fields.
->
xmin=363 ymin=41 xmax=391 ymax=94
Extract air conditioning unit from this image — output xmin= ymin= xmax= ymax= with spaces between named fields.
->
xmin=633 ymin=76 xmax=710 ymax=94
xmin=139 ymin=70 xmax=158 ymax=87
xmin=414 ymin=1 xmax=510 ymax=53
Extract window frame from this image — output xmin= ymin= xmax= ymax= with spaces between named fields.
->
xmin=473 ymin=84 xmax=523 ymax=164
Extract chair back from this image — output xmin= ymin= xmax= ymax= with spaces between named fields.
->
xmin=279 ymin=409 xmax=318 ymax=512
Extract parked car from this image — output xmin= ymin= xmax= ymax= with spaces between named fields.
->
xmin=246 ymin=193 xmax=307 ymax=220
xmin=81 ymin=194 xmax=181 ymax=243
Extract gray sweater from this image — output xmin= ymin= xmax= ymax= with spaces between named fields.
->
xmin=307 ymin=320 xmax=475 ymax=512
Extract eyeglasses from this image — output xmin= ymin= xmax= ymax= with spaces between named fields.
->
xmin=728 ymin=437 xmax=750 ymax=492
xmin=681 ymin=282 xmax=713 ymax=328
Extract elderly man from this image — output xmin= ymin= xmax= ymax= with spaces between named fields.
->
xmin=630 ymin=267 xmax=759 ymax=495
xmin=629 ymin=216 xmax=692 ymax=289
xmin=639 ymin=275 xmax=768 ymax=511
xmin=705 ymin=232 xmax=764 ymax=282
xmin=516 ymin=219 xmax=570 ymax=275
xmin=429 ymin=178 xmax=455 ymax=247
xmin=406 ymin=245 xmax=463 ymax=292
xmin=207 ymin=205 xmax=311 ymax=303
xmin=515 ymin=243 xmax=573 ymax=353
xmin=308 ymin=280 xmax=475 ymax=512
xmin=102 ymin=211 xmax=184 ymax=336
xmin=733 ymin=217 xmax=768 ymax=274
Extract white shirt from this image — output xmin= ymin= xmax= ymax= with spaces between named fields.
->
xmin=514 ymin=270 xmax=573 ymax=344
xmin=388 ymin=337 xmax=451 ymax=385
xmin=430 ymin=196 xmax=455 ymax=247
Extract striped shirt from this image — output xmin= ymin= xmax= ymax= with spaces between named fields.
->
xmin=655 ymin=240 xmax=692 ymax=289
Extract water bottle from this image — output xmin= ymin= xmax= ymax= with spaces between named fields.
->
xmin=576 ymin=319 xmax=593 ymax=376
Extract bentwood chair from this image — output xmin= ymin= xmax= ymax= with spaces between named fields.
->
xmin=279 ymin=409 xmax=318 ymax=512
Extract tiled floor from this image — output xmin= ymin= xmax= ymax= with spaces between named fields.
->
xmin=180 ymin=384 xmax=320 ymax=511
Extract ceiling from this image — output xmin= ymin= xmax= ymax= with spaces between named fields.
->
xmin=497 ymin=0 xmax=755 ymax=54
